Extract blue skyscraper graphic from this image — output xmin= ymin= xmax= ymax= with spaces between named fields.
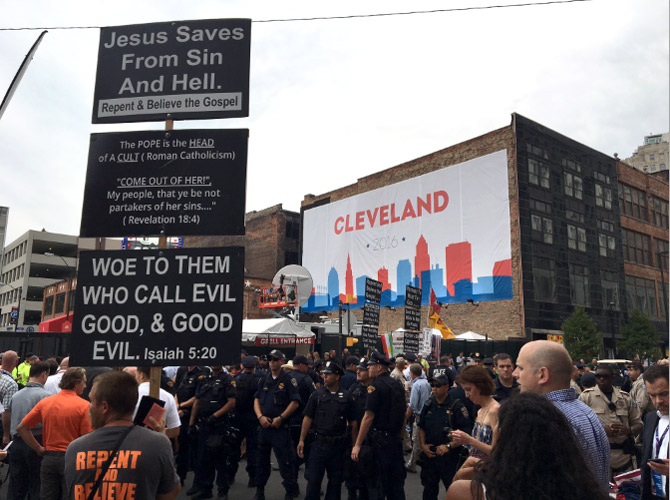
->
xmin=327 ymin=267 xmax=340 ymax=307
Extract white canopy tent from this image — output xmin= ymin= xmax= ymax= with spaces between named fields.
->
xmin=454 ymin=331 xmax=490 ymax=341
xmin=242 ymin=318 xmax=315 ymax=354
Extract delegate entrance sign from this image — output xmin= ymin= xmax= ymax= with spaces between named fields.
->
xmin=79 ymin=129 xmax=248 ymax=237
xmin=70 ymin=247 xmax=244 ymax=366
xmin=92 ymin=19 xmax=251 ymax=123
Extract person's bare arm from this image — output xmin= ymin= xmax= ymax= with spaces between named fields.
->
xmin=351 ymin=411 xmax=375 ymax=461
xmin=297 ymin=416 xmax=313 ymax=458
xmin=2 ymin=411 xmax=11 ymax=447
xmin=156 ymin=483 xmax=181 ymax=500
xmin=17 ymin=422 xmax=45 ymax=456
xmin=445 ymin=480 xmax=475 ymax=500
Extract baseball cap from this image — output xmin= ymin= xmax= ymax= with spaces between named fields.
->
xmin=241 ymin=356 xmax=258 ymax=368
xmin=483 ymin=357 xmax=494 ymax=366
xmin=268 ymin=349 xmax=284 ymax=361
xmin=429 ymin=374 xmax=450 ymax=386
xmin=293 ymin=355 xmax=309 ymax=365
xmin=345 ymin=356 xmax=359 ymax=367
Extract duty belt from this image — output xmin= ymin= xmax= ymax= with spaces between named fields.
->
xmin=314 ymin=432 xmax=348 ymax=443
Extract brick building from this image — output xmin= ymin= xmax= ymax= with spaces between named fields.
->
xmin=301 ymin=114 xmax=668 ymax=354
xmin=187 ymin=204 xmax=301 ymax=319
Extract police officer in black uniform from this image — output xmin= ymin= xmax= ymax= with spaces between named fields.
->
xmin=298 ymin=362 xmax=356 ymax=500
xmin=290 ymin=354 xmax=316 ymax=469
xmin=253 ymin=350 xmax=301 ymax=500
xmin=352 ymin=350 xmax=407 ymax=500
xmin=418 ymin=374 xmax=472 ymax=500
xmin=175 ymin=365 xmax=208 ymax=484
xmin=232 ymin=355 xmax=263 ymax=487
xmin=188 ymin=365 xmax=236 ymax=500
xmin=345 ymin=357 xmax=372 ymax=500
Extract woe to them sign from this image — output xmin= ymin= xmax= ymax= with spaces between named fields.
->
xmin=80 ymin=129 xmax=248 ymax=238
xmin=92 ymin=19 xmax=251 ymax=123
xmin=69 ymin=247 xmax=244 ymax=366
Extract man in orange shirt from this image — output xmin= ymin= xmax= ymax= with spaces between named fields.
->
xmin=17 ymin=366 xmax=92 ymax=500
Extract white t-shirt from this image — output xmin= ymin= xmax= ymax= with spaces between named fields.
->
xmin=133 ymin=382 xmax=180 ymax=430
xmin=45 ymin=370 xmax=65 ymax=395
xmin=652 ymin=413 xmax=669 ymax=496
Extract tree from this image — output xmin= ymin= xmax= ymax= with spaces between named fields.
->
xmin=618 ymin=308 xmax=661 ymax=360
xmin=562 ymin=306 xmax=603 ymax=360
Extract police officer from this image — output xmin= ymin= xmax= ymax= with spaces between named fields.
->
xmin=175 ymin=365 xmax=208 ymax=484
xmin=345 ymin=358 xmax=372 ymax=500
xmin=253 ymin=349 xmax=301 ymax=500
xmin=232 ymin=355 xmax=263 ymax=487
xmin=290 ymin=354 xmax=317 ymax=468
xmin=297 ymin=361 xmax=355 ymax=500
xmin=188 ymin=365 xmax=236 ymax=500
xmin=340 ymin=357 xmax=359 ymax=391
xmin=579 ymin=363 xmax=643 ymax=477
xmin=351 ymin=350 xmax=407 ymax=500
xmin=418 ymin=374 xmax=472 ymax=500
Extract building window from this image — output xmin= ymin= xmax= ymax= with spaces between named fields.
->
xmin=568 ymin=225 xmax=587 ymax=252
xmin=569 ymin=264 xmax=590 ymax=307
xmin=601 ymin=271 xmax=620 ymax=310
xmin=659 ymin=281 xmax=669 ymax=320
xmin=284 ymin=251 xmax=299 ymax=265
xmin=528 ymin=159 xmax=550 ymax=188
xmin=625 ymin=276 xmax=657 ymax=318
xmin=655 ymin=239 xmax=669 ymax=271
xmin=595 ymin=184 xmax=612 ymax=209
xmin=530 ymin=199 xmax=552 ymax=214
xmin=621 ymin=228 xmax=652 ymax=266
xmin=566 ymin=209 xmax=585 ymax=224
xmin=650 ymin=196 xmax=669 ymax=229
xmin=44 ymin=295 xmax=54 ymax=317
xmin=650 ymin=154 xmax=655 ymax=161
xmin=562 ymin=158 xmax=582 ymax=172
xmin=527 ymin=143 xmax=549 ymax=159
xmin=564 ymin=172 xmax=583 ymax=199
xmin=55 ymin=293 xmax=66 ymax=314
xmin=619 ymin=183 xmax=649 ymax=221
xmin=531 ymin=215 xmax=553 ymax=244
xmin=285 ymin=219 xmax=300 ymax=239
xmin=532 ymin=257 xmax=556 ymax=302
xmin=594 ymin=171 xmax=611 ymax=185
xmin=597 ymin=219 xmax=615 ymax=232
xmin=598 ymin=233 xmax=616 ymax=258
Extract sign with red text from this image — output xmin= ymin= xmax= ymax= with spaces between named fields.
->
xmin=92 ymin=19 xmax=251 ymax=123
xmin=302 ymin=151 xmax=512 ymax=312
xmin=254 ymin=336 xmax=314 ymax=346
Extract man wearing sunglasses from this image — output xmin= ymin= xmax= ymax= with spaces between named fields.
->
xmin=580 ymin=363 xmax=643 ymax=477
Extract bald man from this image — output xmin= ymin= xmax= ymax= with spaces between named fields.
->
xmin=1 ymin=350 xmax=19 ymax=447
xmin=514 ymin=341 xmax=610 ymax=490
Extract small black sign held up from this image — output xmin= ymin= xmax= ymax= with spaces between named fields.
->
xmin=361 ymin=325 xmax=378 ymax=351
xmin=404 ymin=332 xmax=420 ymax=354
xmin=80 ymin=129 xmax=248 ymax=237
xmin=70 ymin=247 xmax=244 ymax=366
xmin=404 ymin=307 xmax=421 ymax=331
xmin=363 ymin=302 xmax=380 ymax=327
xmin=93 ymin=19 xmax=251 ymax=123
xmin=364 ymin=278 xmax=383 ymax=304
xmin=405 ymin=285 xmax=422 ymax=309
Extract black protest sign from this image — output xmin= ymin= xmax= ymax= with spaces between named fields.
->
xmin=361 ymin=325 xmax=378 ymax=351
xmin=404 ymin=332 xmax=420 ymax=354
xmin=405 ymin=285 xmax=422 ymax=309
xmin=80 ymin=129 xmax=247 ymax=237
xmin=93 ymin=19 xmax=251 ymax=123
xmin=363 ymin=302 xmax=380 ymax=327
xmin=364 ymin=278 xmax=382 ymax=304
xmin=69 ymin=247 xmax=244 ymax=366
xmin=404 ymin=307 xmax=421 ymax=332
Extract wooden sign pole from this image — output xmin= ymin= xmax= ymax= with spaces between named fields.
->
xmin=149 ymin=119 xmax=174 ymax=399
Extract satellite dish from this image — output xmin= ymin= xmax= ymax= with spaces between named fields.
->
xmin=272 ymin=265 xmax=313 ymax=307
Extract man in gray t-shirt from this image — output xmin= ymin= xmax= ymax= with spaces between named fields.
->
xmin=64 ymin=371 xmax=180 ymax=500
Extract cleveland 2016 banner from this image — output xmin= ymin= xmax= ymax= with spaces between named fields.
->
xmin=302 ymin=150 xmax=512 ymax=312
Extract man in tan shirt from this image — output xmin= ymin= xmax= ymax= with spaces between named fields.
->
xmin=628 ymin=361 xmax=655 ymax=415
xmin=579 ymin=363 xmax=642 ymax=476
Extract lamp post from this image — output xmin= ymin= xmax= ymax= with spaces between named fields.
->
xmin=608 ymin=301 xmax=616 ymax=358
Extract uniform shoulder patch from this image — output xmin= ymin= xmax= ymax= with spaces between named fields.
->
xmin=291 ymin=378 xmax=298 ymax=387
xmin=367 ymin=385 xmax=376 ymax=394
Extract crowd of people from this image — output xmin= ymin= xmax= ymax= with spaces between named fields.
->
xmin=0 ymin=343 xmax=667 ymax=500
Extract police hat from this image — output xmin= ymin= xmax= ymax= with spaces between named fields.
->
xmin=404 ymin=353 xmax=418 ymax=363
xmin=345 ymin=356 xmax=360 ymax=367
xmin=293 ymin=355 xmax=309 ymax=365
xmin=241 ymin=356 xmax=258 ymax=368
xmin=473 ymin=353 xmax=483 ymax=361
xmin=357 ymin=357 xmax=369 ymax=370
xmin=429 ymin=374 xmax=450 ymax=386
xmin=323 ymin=361 xmax=344 ymax=376
xmin=368 ymin=350 xmax=391 ymax=366
xmin=268 ymin=349 xmax=284 ymax=361
xmin=483 ymin=357 xmax=494 ymax=366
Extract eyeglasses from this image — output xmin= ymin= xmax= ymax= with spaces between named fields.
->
xmin=594 ymin=374 xmax=610 ymax=379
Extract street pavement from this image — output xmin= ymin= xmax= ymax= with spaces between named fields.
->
xmin=0 ymin=451 xmax=431 ymax=499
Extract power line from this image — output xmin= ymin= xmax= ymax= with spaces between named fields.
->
xmin=0 ymin=0 xmax=592 ymax=31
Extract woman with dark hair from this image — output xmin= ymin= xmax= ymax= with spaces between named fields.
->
xmin=446 ymin=393 xmax=609 ymax=500
xmin=450 ymin=365 xmax=499 ymax=458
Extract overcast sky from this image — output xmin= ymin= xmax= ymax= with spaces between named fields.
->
xmin=1 ymin=0 xmax=668 ymax=245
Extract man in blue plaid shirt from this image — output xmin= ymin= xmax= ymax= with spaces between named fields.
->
xmin=1 ymin=350 xmax=19 ymax=447
xmin=514 ymin=340 xmax=610 ymax=491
